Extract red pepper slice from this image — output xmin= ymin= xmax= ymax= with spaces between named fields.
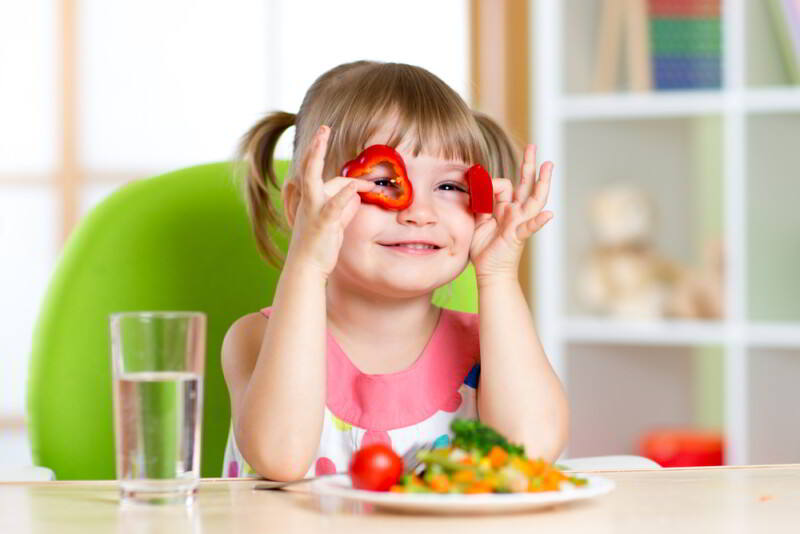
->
xmin=340 ymin=145 xmax=413 ymax=211
xmin=466 ymin=164 xmax=494 ymax=213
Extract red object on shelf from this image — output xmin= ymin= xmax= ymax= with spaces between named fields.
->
xmin=639 ymin=429 xmax=724 ymax=467
xmin=648 ymin=0 xmax=720 ymax=18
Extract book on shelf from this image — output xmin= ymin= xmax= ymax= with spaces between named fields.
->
xmin=592 ymin=0 xmax=723 ymax=91
xmin=767 ymin=0 xmax=800 ymax=84
xmin=649 ymin=0 xmax=721 ymax=90
xmin=592 ymin=0 xmax=653 ymax=92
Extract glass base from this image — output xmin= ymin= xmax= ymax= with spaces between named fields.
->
xmin=120 ymin=480 xmax=197 ymax=506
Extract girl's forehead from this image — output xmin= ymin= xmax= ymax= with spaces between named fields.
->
xmin=403 ymin=152 xmax=468 ymax=174
xmin=362 ymin=118 xmax=469 ymax=168
xmin=363 ymin=135 xmax=468 ymax=171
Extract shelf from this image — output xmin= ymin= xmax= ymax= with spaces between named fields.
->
xmin=564 ymin=318 xmax=800 ymax=348
xmin=535 ymin=0 xmax=799 ymax=465
xmin=565 ymin=317 xmax=726 ymax=346
xmin=744 ymin=88 xmax=800 ymax=113
xmin=566 ymin=343 xmax=699 ymax=458
xmin=561 ymin=87 xmax=800 ymax=121
xmin=748 ymin=348 xmax=800 ymax=464
xmin=561 ymin=91 xmax=725 ymax=120
xmin=562 ymin=116 xmax=723 ymax=317
xmin=747 ymin=323 xmax=800 ymax=348
xmin=746 ymin=113 xmax=800 ymax=322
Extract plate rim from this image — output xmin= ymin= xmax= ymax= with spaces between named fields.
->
xmin=310 ymin=472 xmax=616 ymax=510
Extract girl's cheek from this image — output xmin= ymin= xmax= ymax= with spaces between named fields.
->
xmin=439 ymin=191 xmax=471 ymax=208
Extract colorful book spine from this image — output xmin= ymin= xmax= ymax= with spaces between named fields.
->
xmin=767 ymin=0 xmax=800 ymax=84
xmin=648 ymin=0 xmax=722 ymax=90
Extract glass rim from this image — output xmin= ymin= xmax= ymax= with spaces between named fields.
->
xmin=109 ymin=311 xmax=206 ymax=321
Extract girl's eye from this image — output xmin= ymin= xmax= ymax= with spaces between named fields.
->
xmin=438 ymin=182 xmax=468 ymax=193
xmin=373 ymin=178 xmax=399 ymax=188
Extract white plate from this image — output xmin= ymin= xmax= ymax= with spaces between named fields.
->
xmin=310 ymin=473 xmax=615 ymax=514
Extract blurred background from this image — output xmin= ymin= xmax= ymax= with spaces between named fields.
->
xmin=1 ymin=0 xmax=799 ymax=472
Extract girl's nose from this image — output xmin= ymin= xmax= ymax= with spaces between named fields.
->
xmin=397 ymin=195 xmax=437 ymax=226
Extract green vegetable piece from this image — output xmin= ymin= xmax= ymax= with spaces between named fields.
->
xmin=450 ymin=419 xmax=525 ymax=456
xmin=417 ymin=450 xmax=480 ymax=474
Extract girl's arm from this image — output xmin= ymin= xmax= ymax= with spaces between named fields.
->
xmin=222 ymin=125 xmax=374 ymax=480
xmin=222 ymin=261 xmax=328 ymax=481
xmin=476 ymin=275 xmax=568 ymax=462
xmin=470 ymin=144 xmax=567 ymax=461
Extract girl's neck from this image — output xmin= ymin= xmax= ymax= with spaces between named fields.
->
xmin=325 ymin=278 xmax=441 ymax=373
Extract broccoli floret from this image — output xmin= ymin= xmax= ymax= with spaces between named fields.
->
xmin=450 ymin=419 xmax=525 ymax=456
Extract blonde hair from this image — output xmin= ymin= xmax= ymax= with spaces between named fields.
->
xmin=236 ymin=61 xmax=520 ymax=267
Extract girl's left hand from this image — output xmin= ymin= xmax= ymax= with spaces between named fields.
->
xmin=469 ymin=144 xmax=554 ymax=282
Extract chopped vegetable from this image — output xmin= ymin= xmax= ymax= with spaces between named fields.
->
xmin=466 ymin=164 xmax=494 ymax=213
xmin=341 ymin=144 xmax=413 ymax=211
xmin=488 ymin=445 xmax=509 ymax=468
xmin=450 ymin=419 xmax=525 ymax=456
xmin=392 ymin=419 xmax=586 ymax=494
xmin=348 ymin=443 xmax=404 ymax=491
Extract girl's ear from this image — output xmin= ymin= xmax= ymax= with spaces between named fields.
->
xmin=282 ymin=180 xmax=301 ymax=228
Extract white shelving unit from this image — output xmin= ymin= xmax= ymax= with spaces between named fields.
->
xmin=531 ymin=0 xmax=800 ymax=465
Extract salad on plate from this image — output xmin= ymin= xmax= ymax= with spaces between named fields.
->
xmin=349 ymin=419 xmax=586 ymax=495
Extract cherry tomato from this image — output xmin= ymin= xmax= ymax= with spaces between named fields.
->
xmin=348 ymin=444 xmax=404 ymax=492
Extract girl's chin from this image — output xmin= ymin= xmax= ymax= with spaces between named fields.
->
xmin=369 ymin=272 xmax=462 ymax=297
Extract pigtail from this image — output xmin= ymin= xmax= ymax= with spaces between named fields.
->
xmin=236 ymin=111 xmax=296 ymax=268
xmin=472 ymin=111 xmax=520 ymax=184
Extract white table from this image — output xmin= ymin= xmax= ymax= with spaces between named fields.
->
xmin=1 ymin=465 xmax=798 ymax=533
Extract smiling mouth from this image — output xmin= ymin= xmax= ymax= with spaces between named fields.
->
xmin=379 ymin=242 xmax=442 ymax=250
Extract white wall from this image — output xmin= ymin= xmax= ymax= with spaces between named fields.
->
xmin=0 ymin=0 xmax=469 ymax=467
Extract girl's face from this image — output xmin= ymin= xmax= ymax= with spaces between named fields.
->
xmin=331 ymin=126 xmax=476 ymax=298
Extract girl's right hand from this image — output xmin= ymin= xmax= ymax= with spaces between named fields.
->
xmin=286 ymin=125 xmax=375 ymax=278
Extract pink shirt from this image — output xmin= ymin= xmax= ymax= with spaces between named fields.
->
xmin=223 ymin=306 xmax=481 ymax=478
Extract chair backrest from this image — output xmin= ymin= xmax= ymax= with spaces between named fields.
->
xmin=26 ymin=160 xmax=478 ymax=480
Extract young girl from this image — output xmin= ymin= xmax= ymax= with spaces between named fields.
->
xmin=221 ymin=60 xmax=568 ymax=481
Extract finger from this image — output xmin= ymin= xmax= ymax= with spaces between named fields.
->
xmin=516 ymin=210 xmax=553 ymax=240
xmin=320 ymin=181 xmax=361 ymax=224
xmin=474 ymin=178 xmax=512 ymax=225
xmin=302 ymin=125 xmax=330 ymax=205
xmin=529 ymin=161 xmax=554 ymax=214
xmin=501 ymin=202 xmax=522 ymax=237
xmin=323 ymin=176 xmax=376 ymax=198
xmin=521 ymin=195 xmax=540 ymax=218
xmin=475 ymin=212 xmax=493 ymax=226
xmin=514 ymin=144 xmax=537 ymax=203
xmin=492 ymin=178 xmax=514 ymax=205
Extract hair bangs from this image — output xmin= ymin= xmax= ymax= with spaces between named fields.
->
xmin=326 ymin=63 xmax=487 ymax=177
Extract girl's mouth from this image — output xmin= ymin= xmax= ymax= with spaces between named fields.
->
xmin=379 ymin=242 xmax=442 ymax=255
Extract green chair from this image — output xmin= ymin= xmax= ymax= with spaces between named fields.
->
xmin=26 ymin=160 xmax=479 ymax=480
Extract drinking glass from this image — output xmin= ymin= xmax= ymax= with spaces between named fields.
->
xmin=110 ymin=311 xmax=206 ymax=505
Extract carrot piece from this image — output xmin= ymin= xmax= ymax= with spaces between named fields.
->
xmin=453 ymin=470 xmax=476 ymax=484
xmin=488 ymin=446 xmax=509 ymax=468
xmin=465 ymin=480 xmax=493 ymax=494
xmin=542 ymin=470 xmax=564 ymax=491
xmin=430 ymin=473 xmax=451 ymax=493
xmin=529 ymin=458 xmax=547 ymax=476
xmin=511 ymin=456 xmax=532 ymax=476
xmin=389 ymin=485 xmax=406 ymax=493
xmin=528 ymin=477 xmax=544 ymax=492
